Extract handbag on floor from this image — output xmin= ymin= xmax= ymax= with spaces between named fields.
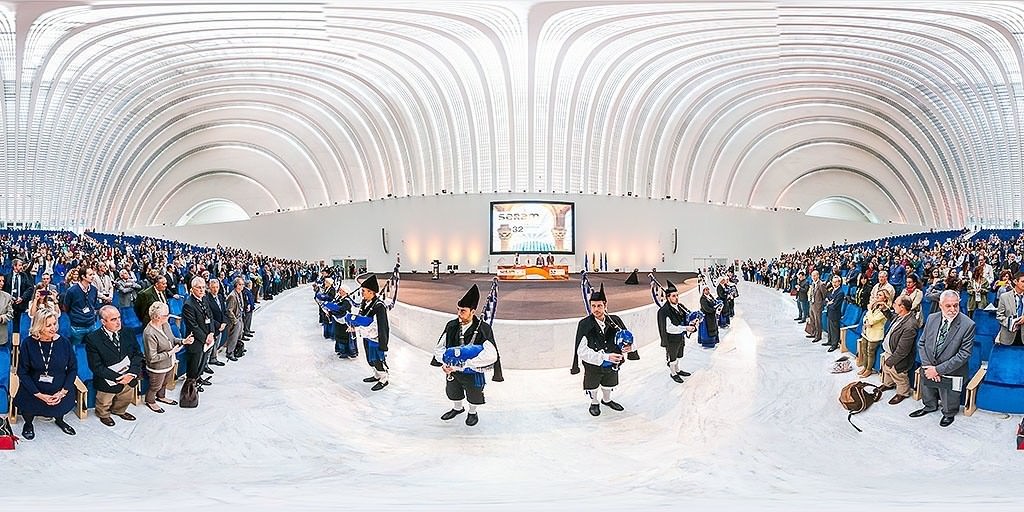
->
xmin=179 ymin=378 xmax=200 ymax=408
xmin=0 ymin=417 xmax=18 ymax=450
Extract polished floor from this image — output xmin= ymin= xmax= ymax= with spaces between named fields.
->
xmin=2 ymin=282 xmax=1020 ymax=510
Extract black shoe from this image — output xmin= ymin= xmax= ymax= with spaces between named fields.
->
xmin=589 ymin=404 xmax=601 ymax=416
xmin=441 ymin=408 xmax=465 ymax=421
xmin=370 ymin=380 xmax=389 ymax=391
xmin=677 ymin=370 xmax=692 ymax=377
xmin=601 ymin=400 xmax=624 ymax=411
xmin=21 ymin=424 xmax=35 ymax=440
xmin=798 ymin=320 xmax=806 ymax=324
xmin=827 ymin=346 xmax=839 ymax=352
xmin=465 ymin=413 xmax=479 ymax=426
xmin=793 ymin=318 xmax=801 ymax=321
xmin=242 ymin=336 xmax=252 ymax=341
xmin=100 ymin=417 xmax=116 ymax=427
xmin=203 ymin=367 xmax=215 ymax=375
xmin=210 ymin=361 xmax=226 ymax=367
xmin=117 ymin=412 xmax=136 ymax=422
xmin=227 ymin=355 xmax=238 ymax=362
xmin=939 ymin=416 xmax=955 ymax=427
xmin=670 ymin=373 xmax=685 ymax=383
xmin=362 ymin=376 xmax=379 ymax=383
xmin=198 ymin=385 xmax=205 ymax=393
xmin=55 ymin=421 xmax=76 ymax=436
xmin=805 ymin=335 xmax=816 ymax=338
xmin=200 ymin=378 xmax=212 ymax=386
xmin=909 ymin=408 xmax=936 ymax=418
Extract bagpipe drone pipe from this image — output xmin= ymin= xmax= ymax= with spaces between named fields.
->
xmin=580 ymin=271 xmax=639 ymax=362
xmin=650 ymin=273 xmax=702 ymax=340
xmin=430 ymin=277 xmax=504 ymax=382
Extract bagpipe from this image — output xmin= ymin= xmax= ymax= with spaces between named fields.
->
xmin=379 ymin=261 xmax=401 ymax=310
xmin=434 ymin=277 xmax=504 ymax=383
xmin=580 ymin=271 xmax=639 ymax=362
xmin=650 ymin=273 xmax=702 ymax=338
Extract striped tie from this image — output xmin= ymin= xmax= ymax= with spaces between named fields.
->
xmin=936 ymin=320 xmax=949 ymax=353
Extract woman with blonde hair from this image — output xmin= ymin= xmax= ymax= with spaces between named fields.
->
xmin=857 ymin=289 xmax=889 ymax=377
xmin=142 ymin=301 xmax=192 ymax=412
xmin=14 ymin=310 xmax=78 ymax=439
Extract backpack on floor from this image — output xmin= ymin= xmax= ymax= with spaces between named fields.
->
xmin=839 ymin=381 xmax=881 ymax=432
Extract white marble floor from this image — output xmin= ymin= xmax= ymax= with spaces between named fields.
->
xmin=3 ymin=282 xmax=1020 ymax=510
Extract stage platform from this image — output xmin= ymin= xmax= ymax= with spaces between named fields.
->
xmin=392 ymin=271 xmax=699 ymax=320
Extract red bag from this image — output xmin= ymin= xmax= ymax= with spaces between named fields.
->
xmin=0 ymin=418 xmax=16 ymax=450
xmin=1017 ymin=417 xmax=1024 ymax=450
xmin=0 ymin=435 xmax=17 ymax=450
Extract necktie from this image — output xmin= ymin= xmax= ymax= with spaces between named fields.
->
xmin=111 ymin=332 xmax=120 ymax=351
xmin=13 ymin=274 xmax=18 ymax=293
xmin=937 ymin=320 xmax=949 ymax=352
xmin=1017 ymin=294 xmax=1023 ymax=318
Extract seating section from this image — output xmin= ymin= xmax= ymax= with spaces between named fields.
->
xmin=974 ymin=344 xmax=1024 ymax=414
xmin=1 ymin=344 xmax=10 ymax=415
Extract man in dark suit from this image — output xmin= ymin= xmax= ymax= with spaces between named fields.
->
xmin=910 ymin=289 xmax=975 ymax=427
xmin=824 ymin=275 xmax=846 ymax=352
xmin=877 ymin=296 xmax=920 ymax=404
xmin=133 ymin=275 xmax=168 ymax=326
xmin=203 ymin=278 xmax=227 ymax=370
xmin=181 ymin=277 xmax=215 ymax=391
xmin=5 ymin=259 xmax=33 ymax=334
xmin=84 ymin=306 xmax=143 ymax=426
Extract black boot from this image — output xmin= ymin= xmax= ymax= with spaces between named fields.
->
xmin=441 ymin=408 xmax=465 ymax=421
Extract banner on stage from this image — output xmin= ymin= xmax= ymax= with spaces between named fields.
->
xmin=497 ymin=265 xmax=570 ymax=281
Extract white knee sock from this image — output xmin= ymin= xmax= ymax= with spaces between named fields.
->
xmin=669 ymin=360 xmax=679 ymax=375
xmin=601 ymin=387 xmax=612 ymax=402
xmin=587 ymin=390 xmax=599 ymax=404
xmin=452 ymin=400 xmax=463 ymax=411
xmin=467 ymin=404 xmax=478 ymax=414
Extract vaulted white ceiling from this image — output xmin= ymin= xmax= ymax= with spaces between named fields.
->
xmin=1 ymin=1 xmax=1023 ymax=230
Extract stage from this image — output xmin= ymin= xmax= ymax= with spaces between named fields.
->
xmin=389 ymin=271 xmax=699 ymax=320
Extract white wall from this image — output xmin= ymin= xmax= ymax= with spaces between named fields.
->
xmin=131 ymin=194 xmax=929 ymax=271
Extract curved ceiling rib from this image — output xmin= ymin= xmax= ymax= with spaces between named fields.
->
xmin=1 ymin=1 xmax=1022 ymax=230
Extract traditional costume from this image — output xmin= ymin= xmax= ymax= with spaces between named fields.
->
xmin=571 ymin=284 xmax=633 ymax=416
xmin=657 ymin=280 xmax=696 ymax=383
xmin=346 ymin=275 xmax=390 ymax=390
xmin=699 ymin=288 xmax=721 ymax=347
xmin=431 ymin=285 xmax=502 ymax=426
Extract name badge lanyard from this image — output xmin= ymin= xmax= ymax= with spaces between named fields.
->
xmin=39 ymin=342 xmax=54 ymax=383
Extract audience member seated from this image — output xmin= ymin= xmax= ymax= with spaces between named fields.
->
xmin=15 ymin=310 xmax=78 ymax=439
xmin=84 ymin=305 xmax=143 ymax=427
xmin=143 ymin=301 xmax=191 ymax=413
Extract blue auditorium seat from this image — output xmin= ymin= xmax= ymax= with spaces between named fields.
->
xmin=1 ymin=344 xmax=10 ymax=414
xmin=973 ymin=344 xmax=1024 ymax=414
xmin=75 ymin=344 xmax=96 ymax=408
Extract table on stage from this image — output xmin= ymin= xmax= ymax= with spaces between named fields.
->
xmin=496 ymin=265 xmax=570 ymax=281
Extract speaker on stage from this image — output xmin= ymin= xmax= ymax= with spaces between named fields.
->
xmin=624 ymin=268 xmax=639 ymax=285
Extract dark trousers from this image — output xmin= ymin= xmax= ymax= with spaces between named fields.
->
xmin=827 ymin=314 xmax=841 ymax=347
xmin=921 ymin=379 xmax=963 ymax=417
xmin=186 ymin=350 xmax=204 ymax=379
